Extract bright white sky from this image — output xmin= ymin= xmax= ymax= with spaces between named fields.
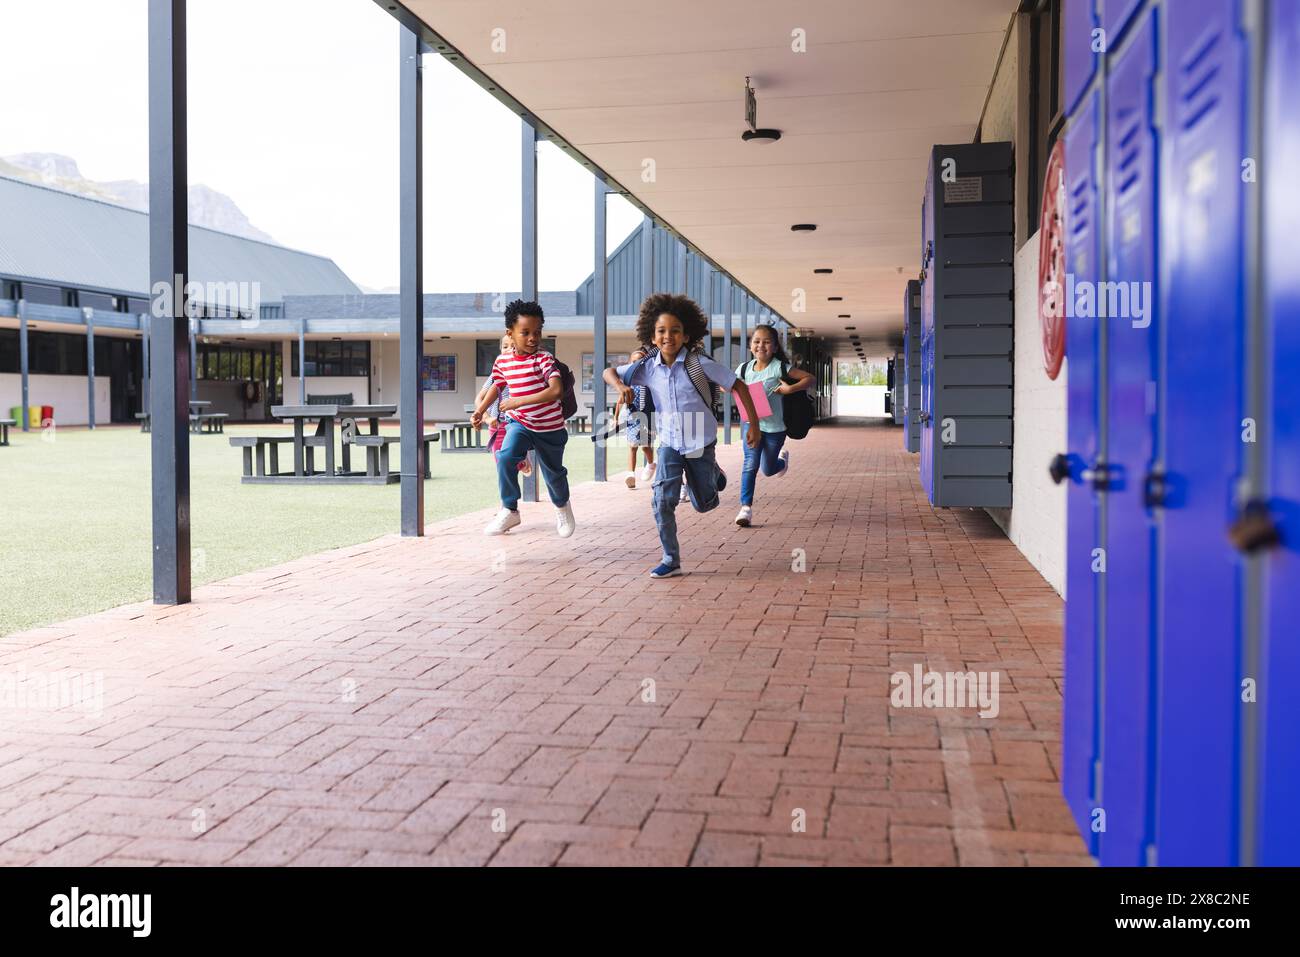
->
xmin=0 ymin=0 xmax=643 ymax=293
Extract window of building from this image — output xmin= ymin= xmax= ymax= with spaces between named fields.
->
xmin=1022 ymin=0 xmax=1063 ymax=241
xmin=580 ymin=352 xmax=630 ymax=392
xmin=0 ymin=328 xmax=18 ymax=373
xmin=290 ymin=340 xmax=370 ymax=377
xmin=62 ymin=289 xmax=79 ymax=308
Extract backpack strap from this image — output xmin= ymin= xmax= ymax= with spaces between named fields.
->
xmin=635 ymin=346 xmax=716 ymax=409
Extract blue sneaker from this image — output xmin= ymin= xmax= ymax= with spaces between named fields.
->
xmin=650 ymin=562 xmax=683 ymax=579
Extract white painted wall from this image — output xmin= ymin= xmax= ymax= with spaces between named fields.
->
xmin=0 ymin=373 xmax=111 ymax=426
xmin=985 ymin=233 xmax=1067 ymax=595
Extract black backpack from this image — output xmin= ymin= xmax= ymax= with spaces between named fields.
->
xmin=742 ymin=358 xmax=813 ymax=440
xmin=532 ymin=353 xmax=578 ymax=419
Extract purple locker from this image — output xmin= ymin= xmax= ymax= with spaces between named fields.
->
xmin=1101 ymin=6 xmax=1160 ymax=867
xmin=1060 ymin=88 xmax=1104 ymax=854
xmin=1156 ymin=0 xmax=1249 ymax=867
xmin=1257 ymin=0 xmax=1300 ymax=867
xmin=919 ymin=167 xmax=936 ymax=500
xmin=1064 ymin=0 xmax=1101 ymax=118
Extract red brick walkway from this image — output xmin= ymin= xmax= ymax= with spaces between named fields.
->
xmin=0 ymin=419 xmax=1089 ymax=866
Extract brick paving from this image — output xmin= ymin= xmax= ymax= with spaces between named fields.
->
xmin=0 ymin=418 xmax=1090 ymax=866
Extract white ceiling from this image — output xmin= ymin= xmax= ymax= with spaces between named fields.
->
xmin=402 ymin=0 xmax=1015 ymax=353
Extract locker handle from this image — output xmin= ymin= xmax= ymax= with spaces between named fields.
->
xmin=1048 ymin=453 xmax=1070 ymax=485
xmin=1081 ymin=464 xmax=1111 ymax=491
xmin=1142 ymin=470 xmax=1167 ymax=509
xmin=1228 ymin=499 xmax=1281 ymax=555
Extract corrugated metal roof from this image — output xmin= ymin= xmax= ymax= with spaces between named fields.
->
xmin=0 ymin=174 xmax=360 ymax=301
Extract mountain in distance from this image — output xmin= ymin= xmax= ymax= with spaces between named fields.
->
xmin=1 ymin=152 xmax=277 ymax=244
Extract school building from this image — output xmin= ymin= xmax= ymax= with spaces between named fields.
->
xmin=0 ymin=0 xmax=1296 ymax=870
xmin=0 ymin=174 xmax=834 ymax=432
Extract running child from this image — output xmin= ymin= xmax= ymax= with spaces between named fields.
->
xmin=733 ymin=323 xmax=815 ymax=527
xmin=611 ymin=380 xmax=655 ymax=488
xmin=478 ymin=333 xmax=532 ymax=476
xmin=604 ymin=293 xmax=760 ymax=578
xmin=471 ymin=299 xmax=575 ymax=537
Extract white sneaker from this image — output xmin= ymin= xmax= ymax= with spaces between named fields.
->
xmin=625 ymin=471 xmax=637 ymax=489
xmin=555 ymin=501 xmax=576 ymax=538
xmin=639 ymin=463 xmax=655 ymax=483
xmin=773 ymin=449 xmax=790 ymax=478
xmin=735 ymin=505 xmax=752 ymax=527
xmin=485 ymin=508 xmax=521 ymax=535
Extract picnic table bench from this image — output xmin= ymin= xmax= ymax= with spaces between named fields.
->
xmin=0 ymin=417 xmax=13 ymax=446
xmin=191 ymin=412 xmax=228 ymax=434
xmin=436 ymin=421 xmax=488 ymax=453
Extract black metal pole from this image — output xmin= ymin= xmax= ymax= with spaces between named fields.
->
xmin=640 ymin=216 xmax=653 ymax=303
xmin=723 ymin=279 xmax=733 ymax=444
xmin=148 ymin=0 xmax=191 ymax=604
xmin=86 ymin=311 xmax=96 ymax=429
xmin=297 ymin=318 xmax=306 ymax=404
xmin=399 ymin=25 xmax=425 ymax=536
xmin=594 ymin=178 xmax=608 ymax=482
xmin=521 ymin=120 xmax=539 ymax=502
xmin=141 ymin=314 xmax=151 ymax=418
xmin=18 ymin=299 xmax=28 ymax=431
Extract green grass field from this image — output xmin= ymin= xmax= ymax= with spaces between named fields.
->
xmin=0 ymin=422 xmax=606 ymax=636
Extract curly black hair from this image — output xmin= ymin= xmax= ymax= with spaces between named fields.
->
xmin=636 ymin=293 xmax=709 ymax=350
xmin=504 ymin=298 xmax=545 ymax=329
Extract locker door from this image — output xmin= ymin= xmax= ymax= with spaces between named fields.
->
xmin=919 ymin=172 xmax=937 ymax=500
xmin=1064 ymin=0 xmax=1101 ymax=118
xmin=1061 ymin=89 xmax=1104 ymax=854
xmin=1257 ymin=0 xmax=1300 ymax=867
xmin=1101 ymin=6 xmax=1160 ymax=867
xmin=1156 ymin=0 xmax=1249 ymax=867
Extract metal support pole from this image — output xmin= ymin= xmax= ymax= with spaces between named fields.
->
xmin=723 ymin=279 xmax=733 ymax=444
xmin=148 ymin=0 xmax=191 ymax=604
xmin=703 ymin=267 xmax=713 ymax=357
xmin=640 ymin=216 xmax=653 ymax=304
xmin=594 ymin=178 xmax=608 ymax=482
xmin=18 ymin=299 xmax=28 ymax=431
xmin=520 ymin=120 xmax=540 ymax=501
xmin=141 ymin=314 xmax=151 ymax=418
xmin=86 ymin=310 xmax=96 ymax=429
xmin=297 ymin=318 xmax=306 ymax=404
xmin=399 ymin=26 xmax=425 ymax=536
xmin=741 ymin=293 xmax=750 ymax=365
xmin=677 ymin=240 xmax=687 ymax=295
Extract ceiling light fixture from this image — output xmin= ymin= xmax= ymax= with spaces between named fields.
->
xmin=828 ymin=296 xmax=843 ymax=301
xmin=813 ymin=268 xmax=833 ymax=274
xmin=791 ymin=224 xmax=817 ymax=232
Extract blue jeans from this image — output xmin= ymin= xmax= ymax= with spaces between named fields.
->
xmin=739 ymin=423 xmax=788 ymax=506
xmin=497 ymin=421 xmax=569 ymax=510
xmin=652 ymin=442 xmax=725 ymax=567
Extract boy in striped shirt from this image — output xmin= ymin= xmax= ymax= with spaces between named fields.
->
xmin=470 ymin=299 xmax=575 ymax=537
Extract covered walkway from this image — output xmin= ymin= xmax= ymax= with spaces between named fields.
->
xmin=0 ymin=420 xmax=1086 ymax=866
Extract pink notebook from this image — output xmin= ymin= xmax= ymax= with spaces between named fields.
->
xmin=736 ymin=381 xmax=773 ymax=422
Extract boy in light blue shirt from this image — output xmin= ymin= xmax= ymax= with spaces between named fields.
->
xmin=606 ymin=293 xmax=760 ymax=578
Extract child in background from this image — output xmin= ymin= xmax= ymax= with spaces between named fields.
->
xmin=611 ymin=382 xmax=655 ymax=488
xmin=604 ymin=293 xmax=760 ymax=578
xmin=480 ymin=333 xmax=531 ymax=476
xmin=471 ymin=299 xmax=574 ymax=537
xmin=733 ymin=323 xmax=815 ymax=527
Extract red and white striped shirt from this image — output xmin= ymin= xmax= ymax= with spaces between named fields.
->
xmin=490 ymin=350 xmax=566 ymax=431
